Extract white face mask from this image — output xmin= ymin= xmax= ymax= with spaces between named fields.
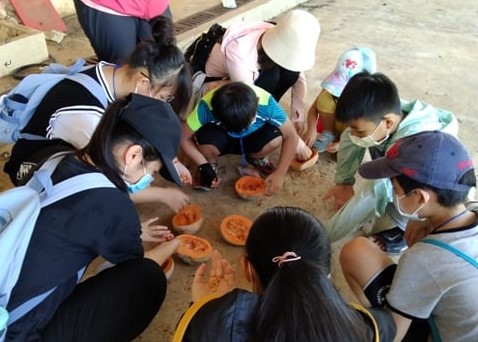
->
xmin=394 ymin=193 xmax=426 ymax=221
xmin=349 ymin=121 xmax=390 ymax=148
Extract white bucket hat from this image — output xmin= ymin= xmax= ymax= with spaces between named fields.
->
xmin=321 ymin=47 xmax=377 ymax=97
xmin=261 ymin=10 xmax=320 ymax=72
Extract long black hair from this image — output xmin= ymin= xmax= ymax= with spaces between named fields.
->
xmin=126 ymin=39 xmax=192 ymax=117
xmin=246 ymin=207 xmax=369 ymax=341
xmin=77 ymin=97 xmax=160 ymax=191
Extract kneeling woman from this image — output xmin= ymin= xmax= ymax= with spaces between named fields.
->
xmin=6 ymin=94 xmax=181 ymax=341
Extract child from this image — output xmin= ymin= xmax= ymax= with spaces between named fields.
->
xmin=173 ymin=207 xmax=397 ymax=341
xmin=180 ymin=82 xmax=298 ymax=195
xmin=303 ymin=47 xmax=377 ymax=153
xmin=340 ymin=131 xmax=478 ymax=341
xmin=5 ymin=94 xmax=181 ymax=340
xmin=322 ymin=72 xmax=458 ymax=248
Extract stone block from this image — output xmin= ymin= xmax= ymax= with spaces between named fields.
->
xmin=0 ymin=20 xmax=48 ymax=78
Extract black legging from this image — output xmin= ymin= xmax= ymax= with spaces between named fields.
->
xmin=254 ymin=65 xmax=300 ymax=102
xmin=41 ymin=259 xmax=166 ymax=342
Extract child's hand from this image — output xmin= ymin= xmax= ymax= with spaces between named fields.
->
xmin=192 ymin=250 xmax=236 ymax=302
xmin=173 ymin=158 xmax=193 ymax=185
xmin=163 ymin=188 xmax=189 ymax=212
xmin=323 ymin=184 xmax=354 ymax=210
xmin=140 ymin=217 xmax=175 ymax=243
xmin=295 ymin=144 xmax=313 ymax=162
xmin=129 ymin=186 xmax=189 ymax=212
xmin=264 ymin=172 xmax=284 ymax=196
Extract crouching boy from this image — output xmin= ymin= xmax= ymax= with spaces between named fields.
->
xmin=340 ymin=131 xmax=477 ymax=341
xmin=180 ymin=82 xmax=298 ymax=194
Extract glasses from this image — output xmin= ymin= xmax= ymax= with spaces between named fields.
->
xmin=140 ymin=72 xmax=175 ymax=103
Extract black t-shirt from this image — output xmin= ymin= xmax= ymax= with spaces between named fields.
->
xmin=7 ymin=155 xmax=142 ymax=338
xmin=4 ymin=64 xmax=111 ymax=182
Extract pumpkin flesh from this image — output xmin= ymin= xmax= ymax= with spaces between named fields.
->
xmin=177 ymin=234 xmax=213 ymax=265
xmin=220 ymin=215 xmax=252 ymax=246
xmin=235 ymin=176 xmax=265 ymax=199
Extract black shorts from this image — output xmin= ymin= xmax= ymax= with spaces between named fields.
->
xmin=363 ymin=264 xmax=397 ymax=307
xmin=364 ymin=264 xmax=430 ymax=341
xmin=194 ymin=123 xmax=282 ymax=156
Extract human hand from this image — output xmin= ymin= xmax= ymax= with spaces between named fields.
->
xmin=173 ymin=158 xmax=192 ymax=185
xmin=264 ymin=172 xmax=284 ymax=196
xmin=326 ymin=141 xmax=340 ymax=154
xmin=140 ymin=217 xmax=175 ymax=243
xmin=144 ymin=237 xmax=180 ymax=266
xmin=404 ymin=220 xmax=431 ymax=247
xmin=323 ymin=184 xmax=354 ymax=210
xmin=159 ymin=187 xmax=190 ymax=212
xmin=192 ymin=250 xmax=236 ymax=302
xmin=295 ymin=144 xmax=313 ymax=162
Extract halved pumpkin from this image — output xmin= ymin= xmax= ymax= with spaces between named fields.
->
xmin=290 ymin=149 xmax=319 ymax=171
xmin=235 ymin=176 xmax=265 ymax=200
xmin=172 ymin=204 xmax=203 ymax=234
xmin=220 ymin=214 xmax=253 ymax=246
xmin=161 ymin=257 xmax=175 ymax=280
xmin=176 ymin=234 xmax=213 ymax=265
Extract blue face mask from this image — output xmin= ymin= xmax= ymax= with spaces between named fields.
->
xmin=124 ymin=162 xmax=154 ymax=193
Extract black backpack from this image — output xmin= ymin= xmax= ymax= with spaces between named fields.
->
xmin=184 ymin=24 xmax=226 ymax=73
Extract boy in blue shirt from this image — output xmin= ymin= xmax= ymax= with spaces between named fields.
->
xmin=180 ymin=82 xmax=298 ymax=195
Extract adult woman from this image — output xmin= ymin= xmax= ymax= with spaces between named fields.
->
xmin=5 ymin=94 xmax=180 ymax=341
xmin=4 ymin=39 xmax=192 ymax=211
xmin=175 ymin=207 xmax=396 ymax=341
xmin=74 ymin=0 xmax=173 ymax=64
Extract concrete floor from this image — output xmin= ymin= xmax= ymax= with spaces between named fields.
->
xmin=0 ymin=0 xmax=477 ymax=341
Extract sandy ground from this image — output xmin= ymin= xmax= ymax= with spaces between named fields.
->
xmin=0 ymin=0 xmax=477 ymax=340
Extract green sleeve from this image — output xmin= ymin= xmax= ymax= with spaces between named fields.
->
xmin=334 ymin=128 xmax=367 ymax=185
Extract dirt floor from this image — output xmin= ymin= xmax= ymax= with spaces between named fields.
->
xmin=0 ymin=0 xmax=477 ymax=341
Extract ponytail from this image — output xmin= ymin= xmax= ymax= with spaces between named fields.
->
xmin=246 ymin=207 xmax=369 ymax=342
xmin=257 ymin=261 xmax=368 ymax=341
xmin=150 ymin=15 xmax=176 ymax=46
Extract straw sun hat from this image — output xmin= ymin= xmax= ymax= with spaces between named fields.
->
xmin=261 ymin=10 xmax=320 ymax=72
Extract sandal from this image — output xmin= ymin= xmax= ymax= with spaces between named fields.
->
xmin=245 ymin=156 xmax=276 ymax=176
xmin=370 ymin=227 xmax=407 ymax=255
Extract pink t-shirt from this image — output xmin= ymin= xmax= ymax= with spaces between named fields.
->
xmin=205 ymin=21 xmax=307 ymax=121
xmin=80 ymin=0 xmax=169 ymax=19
